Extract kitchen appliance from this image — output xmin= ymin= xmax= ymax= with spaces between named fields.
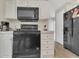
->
xmin=64 ymin=6 xmax=79 ymax=56
xmin=1 ymin=21 xmax=9 ymax=31
xmin=13 ymin=25 xmax=40 ymax=58
xmin=17 ymin=7 xmax=39 ymax=22
xmin=64 ymin=11 xmax=73 ymax=50
xmin=21 ymin=24 xmax=38 ymax=31
xmin=72 ymin=17 xmax=79 ymax=55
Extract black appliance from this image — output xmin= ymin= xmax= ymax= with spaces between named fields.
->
xmin=13 ymin=25 xmax=40 ymax=58
xmin=17 ymin=7 xmax=39 ymax=22
xmin=1 ymin=21 xmax=9 ymax=31
xmin=64 ymin=11 xmax=73 ymax=50
xmin=21 ymin=24 xmax=38 ymax=31
xmin=64 ymin=6 xmax=79 ymax=56
xmin=72 ymin=17 xmax=79 ymax=55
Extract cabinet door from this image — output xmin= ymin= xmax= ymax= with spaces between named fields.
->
xmin=64 ymin=12 xmax=73 ymax=49
xmin=39 ymin=1 xmax=50 ymax=20
xmin=17 ymin=0 xmax=28 ymax=7
xmin=0 ymin=0 xmax=4 ymax=18
xmin=0 ymin=34 xmax=13 ymax=58
xmin=72 ymin=18 xmax=79 ymax=55
xmin=5 ymin=0 xmax=17 ymax=19
xmin=28 ymin=0 xmax=40 ymax=7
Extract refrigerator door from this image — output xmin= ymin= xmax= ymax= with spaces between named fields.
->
xmin=64 ymin=12 xmax=72 ymax=49
xmin=72 ymin=17 xmax=79 ymax=55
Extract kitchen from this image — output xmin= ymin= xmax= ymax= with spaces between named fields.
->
xmin=1 ymin=0 xmax=79 ymax=58
xmin=0 ymin=0 xmax=55 ymax=58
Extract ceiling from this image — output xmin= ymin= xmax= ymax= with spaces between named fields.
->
xmin=50 ymin=0 xmax=75 ymax=11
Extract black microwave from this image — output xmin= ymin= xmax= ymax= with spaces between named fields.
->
xmin=17 ymin=7 xmax=39 ymax=22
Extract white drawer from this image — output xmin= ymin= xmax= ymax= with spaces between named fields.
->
xmin=42 ymin=33 xmax=54 ymax=37
xmin=41 ymin=55 xmax=54 ymax=58
xmin=41 ymin=35 xmax=53 ymax=38
xmin=41 ymin=41 xmax=54 ymax=45
xmin=41 ymin=37 xmax=54 ymax=40
xmin=41 ymin=54 xmax=54 ymax=58
xmin=41 ymin=37 xmax=54 ymax=41
xmin=41 ymin=49 xmax=54 ymax=54
xmin=41 ymin=38 xmax=53 ymax=41
xmin=41 ymin=49 xmax=54 ymax=58
xmin=41 ymin=54 xmax=54 ymax=57
xmin=41 ymin=44 xmax=54 ymax=50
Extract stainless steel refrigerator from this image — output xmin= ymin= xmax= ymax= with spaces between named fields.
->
xmin=64 ymin=11 xmax=79 ymax=55
xmin=71 ymin=17 xmax=79 ymax=55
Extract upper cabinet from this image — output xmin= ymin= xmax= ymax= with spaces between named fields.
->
xmin=39 ymin=1 xmax=50 ymax=20
xmin=5 ymin=0 xmax=49 ymax=20
xmin=0 ymin=0 xmax=5 ymax=19
xmin=17 ymin=0 xmax=28 ymax=7
xmin=28 ymin=0 xmax=40 ymax=7
xmin=5 ymin=0 xmax=17 ymax=19
xmin=17 ymin=0 xmax=40 ymax=7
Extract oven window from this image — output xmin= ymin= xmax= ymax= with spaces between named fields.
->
xmin=13 ymin=31 xmax=40 ymax=58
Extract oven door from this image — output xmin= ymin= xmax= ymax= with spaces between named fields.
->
xmin=13 ymin=31 xmax=40 ymax=58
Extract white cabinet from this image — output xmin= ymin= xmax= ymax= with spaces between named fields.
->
xmin=17 ymin=0 xmax=28 ymax=7
xmin=0 ymin=32 xmax=13 ymax=58
xmin=0 ymin=0 xmax=5 ymax=18
xmin=41 ymin=31 xmax=54 ymax=58
xmin=17 ymin=0 xmax=39 ymax=7
xmin=5 ymin=0 xmax=49 ymax=20
xmin=39 ymin=1 xmax=50 ymax=20
xmin=16 ymin=0 xmax=49 ymax=20
xmin=5 ymin=0 xmax=17 ymax=19
xmin=28 ymin=0 xmax=40 ymax=7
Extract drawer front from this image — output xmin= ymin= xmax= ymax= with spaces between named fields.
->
xmin=41 ymin=36 xmax=54 ymax=41
xmin=41 ymin=54 xmax=54 ymax=58
xmin=41 ymin=38 xmax=54 ymax=42
xmin=41 ymin=49 xmax=54 ymax=54
xmin=41 ymin=44 xmax=54 ymax=50
xmin=41 ymin=40 xmax=54 ymax=45
xmin=41 ymin=34 xmax=54 ymax=39
xmin=41 ymin=35 xmax=54 ymax=40
xmin=41 ymin=49 xmax=54 ymax=58
xmin=41 ymin=37 xmax=53 ymax=40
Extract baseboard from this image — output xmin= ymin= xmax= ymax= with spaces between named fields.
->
xmin=55 ymin=41 xmax=64 ymax=48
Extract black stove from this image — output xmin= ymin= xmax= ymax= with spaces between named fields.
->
xmin=13 ymin=25 xmax=41 ymax=58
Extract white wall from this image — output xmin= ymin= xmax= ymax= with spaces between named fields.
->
xmin=48 ymin=0 xmax=55 ymax=32
xmin=55 ymin=10 xmax=64 ymax=45
xmin=49 ymin=0 xmax=55 ymax=17
xmin=48 ymin=18 xmax=55 ymax=31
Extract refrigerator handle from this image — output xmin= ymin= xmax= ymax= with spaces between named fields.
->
xmin=72 ymin=18 xmax=73 ymax=37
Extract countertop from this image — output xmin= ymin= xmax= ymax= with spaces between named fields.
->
xmin=0 ymin=31 xmax=13 ymax=34
xmin=41 ymin=31 xmax=54 ymax=33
